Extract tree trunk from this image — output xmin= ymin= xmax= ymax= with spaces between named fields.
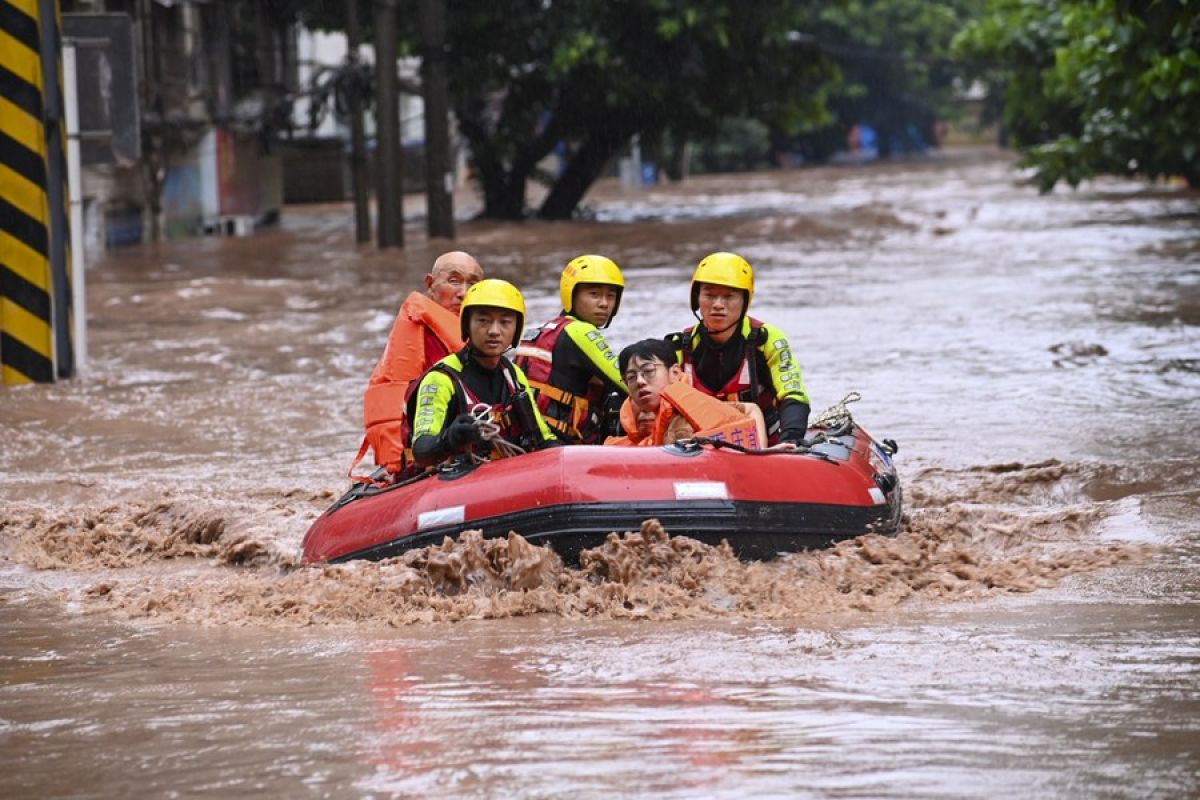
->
xmin=455 ymin=113 xmax=526 ymax=219
xmin=666 ymin=134 xmax=690 ymax=182
xmin=537 ymin=129 xmax=631 ymax=220
xmin=457 ymin=105 xmax=568 ymax=220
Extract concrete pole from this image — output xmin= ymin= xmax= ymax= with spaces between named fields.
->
xmin=38 ymin=0 xmax=73 ymax=377
xmin=374 ymin=0 xmax=403 ymax=248
xmin=63 ymin=41 xmax=87 ymax=370
xmin=419 ymin=0 xmax=454 ymax=239
xmin=345 ymin=0 xmax=371 ymax=243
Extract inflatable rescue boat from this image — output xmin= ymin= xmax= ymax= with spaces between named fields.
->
xmin=302 ymin=412 xmax=902 ymax=564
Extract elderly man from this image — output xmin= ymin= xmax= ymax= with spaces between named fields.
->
xmin=356 ymin=251 xmax=484 ymax=477
xmin=605 ymin=338 xmax=769 ymax=449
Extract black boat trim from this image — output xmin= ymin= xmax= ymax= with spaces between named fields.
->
xmin=328 ymin=495 xmax=902 ymax=565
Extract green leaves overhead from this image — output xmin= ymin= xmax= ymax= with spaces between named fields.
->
xmin=956 ymin=0 xmax=1200 ymax=189
xmin=292 ymin=0 xmax=990 ymax=216
xmin=437 ymin=0 xmax=835 ymax=217
xmin=792 ymin=0 xmax=982 ymax=160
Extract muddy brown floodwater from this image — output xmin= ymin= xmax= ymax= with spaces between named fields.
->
xmin=2 ymin=148 xmax=1198 ymax=798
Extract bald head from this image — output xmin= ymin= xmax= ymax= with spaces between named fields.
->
xmin=425 ymin=251 xmax=484 ymax=313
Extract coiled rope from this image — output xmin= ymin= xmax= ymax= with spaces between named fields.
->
xmin=467 ymin=403 xmax=526 ymax=462
xmin=809 ymin=391 xmax=860 ymax=437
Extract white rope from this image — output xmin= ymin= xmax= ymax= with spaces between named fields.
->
xmin=810 ymin=391 xmax=861 ymax=435
xmin=467 ymin=403 xmax=526 ymax=462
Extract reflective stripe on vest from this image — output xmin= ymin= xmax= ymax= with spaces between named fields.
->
xmin=416 ymin=353 xmax=529 ymax=460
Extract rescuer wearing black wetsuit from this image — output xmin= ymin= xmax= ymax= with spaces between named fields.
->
xmin=669 ymin=252 xmax=811 ymax=445
xmin=512 ymin=255 xmax=628 ymax=444
xmin=408 ymin=279 xmax=558 ymax=467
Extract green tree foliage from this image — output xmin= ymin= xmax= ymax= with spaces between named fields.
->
xmin=690 ymin=118 xmax=774 ymax=173
xmin=445 ymin=0 xmax=834 ymax=219
xmin=296 ymin=0 xmax=983 ymax=217
xmin=787 ymin=0 xmax=982 ymax=162
xmin=297 ymin=0 xmax=833 ymax=219
xmin=955 ymin=0 xmax=1200 ymax=190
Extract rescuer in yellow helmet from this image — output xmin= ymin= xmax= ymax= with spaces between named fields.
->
xmin=512 ymin=254 xmax=629 ymax=444
xmin=408 ymin=279 xmax=558 ymax=466
xmin=668 ymin=252 xmax=811 ymax=446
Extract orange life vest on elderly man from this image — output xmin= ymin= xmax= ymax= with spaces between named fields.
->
xmin=354 ymin=252 xmax=484 ymax=476
xmin=606 ymin=379 xmax=764 ymax=448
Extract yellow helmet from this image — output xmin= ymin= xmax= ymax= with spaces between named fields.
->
xmin=559 ymin=254 xmax=625 ymax=326
xmin=690 ymin=252 xmax=754 ymax=315
xmin=460 ymin=279 xmax=526 ymax=347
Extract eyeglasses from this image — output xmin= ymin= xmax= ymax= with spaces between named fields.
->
xmin=623 ymin=363 xmax=665 ymax=385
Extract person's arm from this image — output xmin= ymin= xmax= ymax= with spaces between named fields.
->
xmin=776 ymin=399 xmax=810 ymax=443
xmin=563 ymin=320 xmax=628 ymax=394
xmin=662 ymin=413 xmax=696 ymax=446
xmin=410 ymin=371 xmax=476 ymax=465
xmin=760 ymin=324 xmax=811 ymax=443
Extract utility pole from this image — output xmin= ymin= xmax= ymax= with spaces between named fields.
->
xmin=419 ymin=0 xmax=454 ymax=239
xmin=38 ymin=0 xmax=73 ymax=378
xmin=345 ymin=0 xmax=371 ymax=243
xmin=374 ymin=0 xmax=403 ymax=248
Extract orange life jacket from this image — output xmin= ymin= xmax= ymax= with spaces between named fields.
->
xmin=355 ymin=292 xmax=463 ymax=476
xmin=606 ymin=380 xmax=763 ymax=448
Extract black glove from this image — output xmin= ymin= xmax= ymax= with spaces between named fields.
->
xmin=444 ymin=414 xmax=484 ymax=449
xmin=778 ymin=400 xmax=811 ymax=445
xmin=599 ymin=390 xmax=625 ymax=438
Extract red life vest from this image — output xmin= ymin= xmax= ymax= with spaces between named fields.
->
xmin=677 ymin=318 xmax=784 ymax=443
xmin=513 ymin=315 xmax=606 ymax=443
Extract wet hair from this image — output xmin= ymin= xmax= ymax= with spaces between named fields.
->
xmin=618 ymin=338 xmax=679 ymax=375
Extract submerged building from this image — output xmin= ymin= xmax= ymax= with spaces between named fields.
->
xmin=64 ymin=0 xmax=297 ymax=249
xmin=62 ymin=0 xmax=427 ymax=251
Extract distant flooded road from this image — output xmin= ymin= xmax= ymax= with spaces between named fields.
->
xmin=2 ymin=148 xmax=1198 ymax=798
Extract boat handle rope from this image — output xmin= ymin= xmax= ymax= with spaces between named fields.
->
xmin=680 ymin=436 xmax=834 ymax=461
xmin=468 ymin=403 xmax=526 ymax=461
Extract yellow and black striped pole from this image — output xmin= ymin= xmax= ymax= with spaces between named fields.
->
xmin=0 ymin=0 xmax=73 ymax=385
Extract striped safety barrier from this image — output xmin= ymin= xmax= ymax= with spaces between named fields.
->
xmin=1 ymin=0 xmax=72 ymax=384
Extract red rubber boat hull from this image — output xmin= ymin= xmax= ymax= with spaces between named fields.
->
xmin=303 ymin=428 xmax=900 ymax=564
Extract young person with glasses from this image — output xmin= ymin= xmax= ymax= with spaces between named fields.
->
xmin=605 ymin=339 xmax=771 ymax=449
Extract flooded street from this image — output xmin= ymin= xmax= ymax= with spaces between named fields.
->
xmin=2 ymin=148 xmax=1198 ymax=797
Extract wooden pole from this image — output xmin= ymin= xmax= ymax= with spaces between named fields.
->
xmin=374 ymin=0 xmax=403 ymax=248
xmin=419 ymin=0 xmax=454 ymax=239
